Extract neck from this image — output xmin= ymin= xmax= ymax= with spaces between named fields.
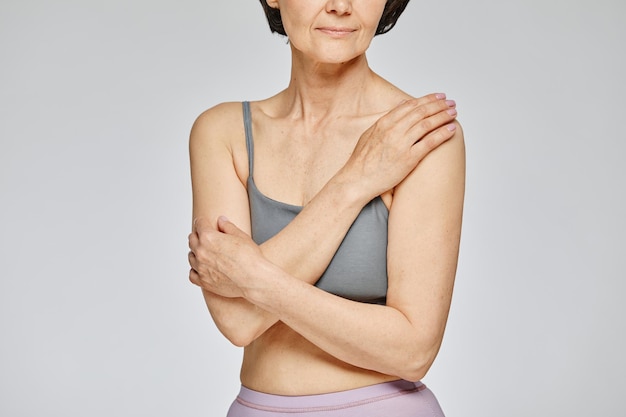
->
xmin=281 ymin=49 xmax=379 ymax=122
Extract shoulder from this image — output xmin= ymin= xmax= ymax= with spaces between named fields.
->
xmin=189 ymin=101 xmax=251 ymax=184
xmin=190 ymin=101 xmax=245 ymax=147
xmin=371 ymin=75 xmax=467 ymax=169
xmin=435 ymin=119 xmax=465 ymax=163
xmin=414 ymin=118 xmax=465 ymax=182
xmin=395 ymin=118 xmax=465 ymax=205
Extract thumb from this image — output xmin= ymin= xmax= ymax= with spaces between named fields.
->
xmin=217 ymin=216 xmax=248 ymax=237
xmin=193 ymin=217 xmax=212 ymax=234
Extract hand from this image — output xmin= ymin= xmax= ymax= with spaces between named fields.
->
xmin=188 ymin=217 xmax=265 ymax=298
xmin=342 ymin=93 xmax=458 ymax=199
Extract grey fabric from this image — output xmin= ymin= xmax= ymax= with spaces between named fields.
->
xmin=243 ymin=101 xmax=389 ymax=304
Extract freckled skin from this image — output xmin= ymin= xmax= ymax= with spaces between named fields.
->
xmin=188 ymin=0 xmax=465 ymax=398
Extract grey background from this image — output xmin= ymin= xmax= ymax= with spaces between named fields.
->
xmin=1 ymin=0 xmax=624 ymax=415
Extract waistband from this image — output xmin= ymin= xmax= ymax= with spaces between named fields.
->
xmin=236 ymin=380 xmax=426 ymax=413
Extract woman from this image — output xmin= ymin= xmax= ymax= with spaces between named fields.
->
xmin=188 ymin=0 xmax=465 ymax=415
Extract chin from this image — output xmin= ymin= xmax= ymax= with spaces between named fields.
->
xmin=327 ymin=55 xmax=364 ymax=66
xmin=291 ymin=40 xmax=368 ymax=66
xmin=312 ymin=49 xmax=366 ymax=65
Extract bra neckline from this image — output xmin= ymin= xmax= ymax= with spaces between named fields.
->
xmin=247 ymin=175 xmax=304 ymax=211
xmin=247 ymin=175 xmax=389 ymax=214
xmin=243 ymin=102 xmax=388 ymax=214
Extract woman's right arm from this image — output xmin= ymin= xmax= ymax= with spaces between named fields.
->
xmin=190 ymin=102 xmax=369 ymax=345
xmin=190 ymin=95 xmax=457 ymax=346
xmin=189 ymin=103 xmax=367 ymax=345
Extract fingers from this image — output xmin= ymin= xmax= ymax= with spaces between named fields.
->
xmin=193 ymin=216 xmax=246 ymax=238
xmin=190 ymin=216 xmax=237 ymax=252
xmin=399 ymin=98 xmax=456 ymax=134
xmin=188 ymin=216 xmax=249 ymax=274
xmin=189 ymin=268 xmax=199 ymax=285
xmin=217 ymin=216 xmax=248 ymax=238
xmin=384 ymin=93 xmax=449 ymax=124
xmin=188 ymin=249 xmax=197 ymax=268
xmin=405 ymin=100 xmax=457 ymax=144
xmin=188 ymin=250 xmax=203 ymax=285
xmin=373 ymin=93 xmax=457 ymax=148
xmin=392 ymin=92 xmax=447 ymax=114
xmin=188 ymin=243 xmax=200 ymax=286
xmin=193 ymin=217 xmax=213 ymax=234
xmin=409 ymin=121 xmax=459 ymax=161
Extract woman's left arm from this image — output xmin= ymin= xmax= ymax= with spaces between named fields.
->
xmin=199 ymin=125 xmax=465 ymax=380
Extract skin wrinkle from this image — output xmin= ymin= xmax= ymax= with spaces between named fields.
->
xmin=188 ymin=0 xmax=464 ymax=399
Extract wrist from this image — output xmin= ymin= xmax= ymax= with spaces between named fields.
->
xmin=241 ymin=260 xmax=287 ymax=312
xmin=326 ymin=167 xmax=374 ymax=210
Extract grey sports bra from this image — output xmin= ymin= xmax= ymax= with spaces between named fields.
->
xmin=243 ymin=101 xmax=389 ymax=305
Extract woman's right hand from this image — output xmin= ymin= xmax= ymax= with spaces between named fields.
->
xmin=340 ymin=93 xmax=458 ymax=199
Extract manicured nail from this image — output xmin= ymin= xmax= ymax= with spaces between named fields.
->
xmin=445 ymin=100 xmax=456 ymax=107
xmin=447 ymin=108 xmax=457 ymax=116
xmin=435 ymin=93 xmax=446 ymax=99
xmin=446 ymin=123 xmax=457 ymax=132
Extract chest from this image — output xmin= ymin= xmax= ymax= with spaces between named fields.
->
xmin=251 ymin=118 xmax=371 ymax=206
xmin=248 ymin=179 xmax=389 ymax=304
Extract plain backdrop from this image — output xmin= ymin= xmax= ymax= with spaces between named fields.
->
xmin=1 ymin=0 xmax=624 ymax=416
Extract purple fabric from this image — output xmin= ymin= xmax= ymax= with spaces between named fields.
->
xmin=226 ymin=380 xmax=445 ymax=417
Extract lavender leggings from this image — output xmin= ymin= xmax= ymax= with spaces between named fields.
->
xmin=226 ymin=380 xmax=445 ymax=417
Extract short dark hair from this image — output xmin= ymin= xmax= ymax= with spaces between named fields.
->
xmin=258 ymin=0 xmax=410 ymax=37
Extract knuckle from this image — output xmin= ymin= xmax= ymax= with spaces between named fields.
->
xmin=198 ymin=229 xmax=209 ymax=241
xmin=374 ymin=115 xmax=392 ymax=131
xmin=421 ymin=135 xmax=437 ymax=149
xmin=198 ymin=229 xmax=217 ymax=247
xmin=404 ymin=98 xmax=420 ymax=108
xmin=419 ymin=117 xmax=435 ymax=132
xmin=418 ymin=131 xmax=442 ymax=150
xmin=436 ymin=98 xmax=450 ymax=110
xmin=192 ymin=246 xmax=206 ymax=262
xmin=413 ymin=105 xmax=428 ymax=119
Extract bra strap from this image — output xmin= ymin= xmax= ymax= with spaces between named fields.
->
xmin=242 ymin=101 xmax=254 ymax=176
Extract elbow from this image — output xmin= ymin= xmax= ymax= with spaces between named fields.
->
xmin=204 ymin=294 xmax=262 ymax=347
xmin=397 ymin=363 xmax=429 ymax=383
xmin=394 ymin=350 xmax=437 ymax=382
xmin=391 ymin=333 xmax=445 ymax=382
xmin=226 ymin=333 xmax=253 ymax=348
xmin=216 ymin=321 xmax=257 ymax=347
xmin=209 ymin=310 xmax=258 ymax=347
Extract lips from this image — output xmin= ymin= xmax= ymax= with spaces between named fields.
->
xmin=316 ymin=27 xmax=356 ymax=36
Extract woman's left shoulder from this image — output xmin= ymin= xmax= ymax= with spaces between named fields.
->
xmin=392 ymin=117 xmax=465 ymax=205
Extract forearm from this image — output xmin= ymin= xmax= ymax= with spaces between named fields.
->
xmin=258 ymin=95 xmax=459 ymax=282
xmin=259 ymin=170 xmax=372 ymax=282
xmin=193 ymin=96 xmax=460 ymax=347
xmin=201 ymin=290 xmax=276 ymax=347
xmin=244 ymin=262 xmax=443 ymax=381
xmin=206 ymin=175 xmax=374 ymax=345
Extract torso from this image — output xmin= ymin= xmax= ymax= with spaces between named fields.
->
xmin=226 ymin=91 xmax=409 ymax=395
xmin=245 ymin=101 xmax=390 ymax=306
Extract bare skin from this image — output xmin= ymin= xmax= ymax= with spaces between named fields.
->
xmin=188 ymin=0 xmax=465 ymax=395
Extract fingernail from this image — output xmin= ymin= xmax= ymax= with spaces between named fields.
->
xmin=218 ymin=215 xmax=229 ymax=222
xmin=445 ymin=100 xmax=456 ymax=107
xmin=447 ymin=108 xmax=457 ymax=116
xmin=446 ymin=123 xmax=457 ymax=132
xmin=435 ymin=93 xmax=446 ymax=99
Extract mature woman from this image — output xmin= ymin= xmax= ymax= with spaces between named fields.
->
xmin=188 ymin=0 xmax=465 ymax=415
